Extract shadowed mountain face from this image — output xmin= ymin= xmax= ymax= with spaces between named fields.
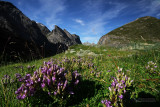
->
xmin=98 ymin=16 xmax=160 ymax=47
xmin=0 ymin=1 xmax=62 ymax=61
xmin=47 ymin=25 xmax=82 ymax=47
xmin=0 ymin=1 xmax=81 ymax=61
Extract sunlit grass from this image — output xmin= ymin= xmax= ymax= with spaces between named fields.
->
xmin=0 ymin=44 xmax=159 ymax=106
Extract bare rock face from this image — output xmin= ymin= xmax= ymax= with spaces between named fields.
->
xmin=47 ymin=25 xmax=82 ymax=47
xmin=64 ymin=29 xmax=82 ymax=45
xmin=0 ymin=1 xmax=66 ymax=61
xmin=71 ymin=34 xmax=82 ymax=45
xmin=36 ymin=22 xmax=51 ymax=36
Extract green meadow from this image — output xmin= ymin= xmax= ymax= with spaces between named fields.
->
xmin=0 ymin=44 xmax=160 ymax=107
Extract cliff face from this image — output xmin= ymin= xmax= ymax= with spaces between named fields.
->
xmin=36 ymin=22 xmax=51 ymax=36
xmin=98 ymin=16 xmax=160 ymax=47
xmin=0 ymin=1 xmax=65 ymax=61
xmin=47 ymin=25 xmax=82 ymax=47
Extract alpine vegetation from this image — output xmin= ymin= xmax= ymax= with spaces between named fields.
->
xmin=102 ymin=68 xmax=133 ymax=107
xmin=15 ymin=60 xmax=80 ymax=101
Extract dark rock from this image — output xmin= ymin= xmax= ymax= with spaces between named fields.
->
xmin=36 ymin=22 xmax=50 ymax=36
xmin=71 ymin=34 xmax=82 ymax=45
xmin=47 ymin=25 xmax=82 ymax=47
xmin=0 ymin=1 xmax=66 ymax=61
xmin=64 ymin=29 xmax=82 ymax=45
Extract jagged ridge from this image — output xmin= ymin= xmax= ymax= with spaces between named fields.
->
xmin=0 ymin=1 xmax=66 ymax=61
xmin=47 ymin=25 xmax=81 ymax=47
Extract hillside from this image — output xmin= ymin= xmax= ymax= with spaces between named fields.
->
xmin=98 ymin=16 xmax=160 ymax=47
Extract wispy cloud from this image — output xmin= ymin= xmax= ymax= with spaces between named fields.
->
xmin=137 ymin=0 xmax=160 ymax=17
xmin=74 ymin=19 xmax=85 ymax=26
xmin=79 ymin=0 xmax=127 ymax=43
xmin=157 ymin=13 xmax=160 ymax=18
xmin=29 ymin=0 xmax=66 ymax=30
xmin=17 ymin=1 xmax=21 ymax=5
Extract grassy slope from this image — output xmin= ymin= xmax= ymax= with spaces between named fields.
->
xmin=98 ymin=16 xmax=160 ymax=46
xmin=0 ymin=44 xmax=160 ymax=106
xmin=109 ymin=16 xmax=160 ymax=40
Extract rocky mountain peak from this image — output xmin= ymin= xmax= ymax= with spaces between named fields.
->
xmin=0 ymin=1 xmax=81 ymax=61
xmin=54 ymin=25 xmax=63 ymax=32
xmin=36 ymin=22 xmax=50 ymax=36
xmin=0 ymin=1 xmax=15 ymax=8
xmin=47 ymin=25 xmax=81 ymax=46
xmin=0 ymin=1 xmax=67 ymax=61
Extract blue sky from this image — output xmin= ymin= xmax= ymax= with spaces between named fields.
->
xmin=3 ymin=0 xmax=160 ymax=43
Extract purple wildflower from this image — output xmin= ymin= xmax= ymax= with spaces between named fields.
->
xmin=54 ymin=91 xmax=57 ymax=95
xmin=48 ymin=92 xmax=51 ymax=95
xmin=107 ymin=70 xmax=111 ymax=72
xmin=121 ymin=80 xmax=125 ymax=84
xmin=15 ymin=73 xmax=21 ymax=79
xmin=52 ymin=77 xmax=56 ymax=82
xmin=119 ymin=94 xmax=123 ymax=99
xmin=101 ymin=99 xmax=112 ymax=107
xmin=41 ymin=83 xmax=45 ymax=88
xmin=47 ymin=78 xmax=51 ymax=85
xmin=111 ymin=82 xmax=115 ymax=87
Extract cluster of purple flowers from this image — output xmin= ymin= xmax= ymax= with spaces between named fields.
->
xmin=47 ymin=57 xmax=96 ymax=73
xmin=102 ymin=68 xmax=133 ymax=107
xmin=15 ymin=73 xmax=37 ymax=99
xmin=88 ymin=63 xmax=94 ymax=68
xmin=15 ymin=60 xmax=80 ymax=100
xmin=101 ymin=100 xmax=112 ymax=107
xmin=89 ymin=65 xmax=101 ymax=77
xmin=146 ymin=61 xmax=158 ymax=74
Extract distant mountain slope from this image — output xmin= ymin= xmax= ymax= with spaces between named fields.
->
xmin=98 ymin=16 xmax=160 ymax=47
xmin=47 ymin=25 xmax=82 ymax=47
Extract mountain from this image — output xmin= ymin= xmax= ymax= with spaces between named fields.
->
xmin=0 ymin=1 xmax=67 ymax=61
xmin=47 ymin=25 xmax=82 ymax=47
xmin=36 ymin=22 xmax=50 ymax=36
xmin=98 ymin=16 xmax=160 ymax=47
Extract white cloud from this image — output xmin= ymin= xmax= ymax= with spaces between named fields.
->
xmin=79 ymin=0 xmax=127 ymax=43
xmin=137 ymin=0 xmax=160 ymax=16
xmin=74 ymin=19 xmax=85 ymax=26
xmin=30 ymin=0 xmax=66 ymax=30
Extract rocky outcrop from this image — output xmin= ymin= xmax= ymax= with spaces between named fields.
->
xmin=64 ymin=29 xmax=82 ymax=45
xmin=71 ymin=34 xmax=82 ymax=45
xmin=0 ymin=1 xmax=66 ymax=61
xmin=98 ymin=16 xmax=160 ymax=47
xmin=36 ymin=22 xmax=50 ymax=36
xmin=47 ymin=25 xmax=82 ymax=47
